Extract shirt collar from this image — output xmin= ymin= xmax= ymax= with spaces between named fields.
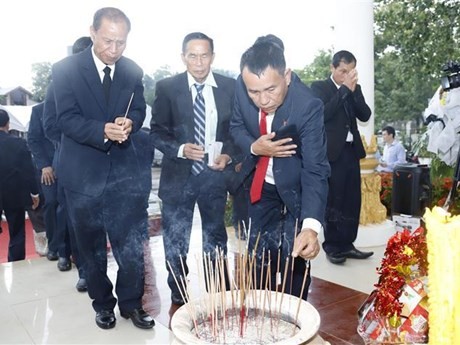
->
xmin=187 ymin=71 xmax=217 ymax=90
xmin=330 ymin=75 xmax=340 ymax=89
xmin=386 ymin=139 xmax=397 ymax=147
xmin=91 ymin=48 xmax=115 ymax=75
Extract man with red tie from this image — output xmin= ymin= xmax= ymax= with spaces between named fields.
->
xmin=230 ymin=35 xmax=330 ymax=300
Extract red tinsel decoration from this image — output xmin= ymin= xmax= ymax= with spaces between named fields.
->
xmin=373 ymin=227 xmax=428 ymax=318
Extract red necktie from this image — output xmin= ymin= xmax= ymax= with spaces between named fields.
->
xmin=250 ymin=110 xmax=269 ymax=203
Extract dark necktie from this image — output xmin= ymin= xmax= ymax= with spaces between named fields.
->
xmin=102 ymin=66 xmax=112 ymax=103
xmin=192 ymin=83 xmax=206 ymax=176
xmin=250 ymin=110 xmax=269 ymax=203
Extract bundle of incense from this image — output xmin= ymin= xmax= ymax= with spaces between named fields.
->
xmin=169 ymin=221 xmax=311 ymax=343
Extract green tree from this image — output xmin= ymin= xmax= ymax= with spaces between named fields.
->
xmin=374 ymin=0 xmax=460 ymax=125
xmin=295 ymin=49 xmax=332 ymax=85
xmin=143 ymin=65 xmax=175 ymax=106
xmin=213 ymin=68 xmax=238 ymax=79
xmin=31 ymin=62 xmax=52 ymax=102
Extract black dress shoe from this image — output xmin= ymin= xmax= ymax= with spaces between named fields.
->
xmin=46 ymin=251 xmax=58 ymax=261
xmin=95 ymin=310 xmax=116 ymax=329
xmin=341 ymin=248 xmax=374 ymax=260
xmin=326 ymin=252 xmax=346 ymax=264
xmin=120 ymin=308 xmax=155 ymax=329
xmin=76 ymin=278 xmax=87 ymax=292
xmin=57 ymin=257 xmax=72 ymax=271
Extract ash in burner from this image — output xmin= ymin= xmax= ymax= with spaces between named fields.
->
xmin=170 ymin=249 xmax=320 ymax=344
xmin=192 ymin=307 xmax=300 ymax=344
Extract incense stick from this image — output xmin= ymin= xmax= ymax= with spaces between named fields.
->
xmin=121 ymin=92 xmax=134 ymax=127
xmin=169 ymin=220 xmax=313 ymax=343
xmin=292 ymin=260 xmax=310 ymax=335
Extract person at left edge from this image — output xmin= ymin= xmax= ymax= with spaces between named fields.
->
xmin=0 ymin=109 xmax=40 ymax=261
xmin=51 ymin=7 xmax=154 ymax=330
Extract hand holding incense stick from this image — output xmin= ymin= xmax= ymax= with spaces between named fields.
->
xmin=121 ymin=92 xmax=134 ymax=128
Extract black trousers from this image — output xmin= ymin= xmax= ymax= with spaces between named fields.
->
xmin=162 ymin=167 xmax=228 ymax=300
xmin=3 ymin=207 xmax=26 ymax=262
xmin=65 ymin=171 xmax=146 ymax=313
xmin=57 ymin=183 xmax=85 ymax=277
xmin=231 ymin=179 xmax=250 ymax=238
xmin=248 ymin=182 xmax=311 ymax=301
xmin=41 ymin=181 xmax=59 ymax=252
xmin=323 ymin=144 xmax=361 ymax=254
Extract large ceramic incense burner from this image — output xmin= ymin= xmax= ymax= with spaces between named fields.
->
xmin=171 ymin=290 xmax=320 ymax=345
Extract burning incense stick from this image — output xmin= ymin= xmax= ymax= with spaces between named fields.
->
xmin=121 ymin=92 xmax=134 ymax=127
xmin=292 ymin=259 xmax=310 ymax=335
xmin=169 ymin=220 xmax=315 ymax=344
xmin=289 ymin=219 xmax=299 ymax=297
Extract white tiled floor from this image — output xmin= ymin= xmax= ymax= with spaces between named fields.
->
xmin=0 ymin=168 xmax=391 ymax=344
xmin=0 ymin=258 xmax=175 ymax=345
xmin=0 ymin=227 xmax=387 ymax=345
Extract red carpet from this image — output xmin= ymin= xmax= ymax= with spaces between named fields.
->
xmin=0 ymin=219 xmax=40 ymax=263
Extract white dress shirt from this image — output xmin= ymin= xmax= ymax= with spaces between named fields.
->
xmin=178 ymin=72 xmax=218 ymax=158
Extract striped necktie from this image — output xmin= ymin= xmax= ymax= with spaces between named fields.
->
xmin=192 ymin=83 xmax=206 ymax=175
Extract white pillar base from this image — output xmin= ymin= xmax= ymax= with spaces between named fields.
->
xmin=354 ymin=219 xmax=396 ymax=248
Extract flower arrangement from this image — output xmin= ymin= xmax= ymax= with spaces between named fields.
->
xmin=431 ymin=176 xmax=459 ymax=209
xmin=378 ymin=172 xmax=393 ymax=215
xmin=358 ymin=227 xmax=429 ymax=344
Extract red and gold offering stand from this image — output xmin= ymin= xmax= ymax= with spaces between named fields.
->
xmin=358 ymin=206 xmax=460 ymax=344
xmin=357 ymin=226 xmax=428 ymax=344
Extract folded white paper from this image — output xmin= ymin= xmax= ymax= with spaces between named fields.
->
xmin=207 ymin=141 xmax=223 ymax=166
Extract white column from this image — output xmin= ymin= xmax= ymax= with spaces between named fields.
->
xmin=332 ymin=0 xmax=396 ymax=247
xmin=332 ymin=0 xmax=375 ymax=144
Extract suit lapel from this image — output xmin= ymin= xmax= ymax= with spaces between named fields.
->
xmin=326 ymin=78 xmax=336 ymax=94
xmin=80 ymin=50 xmax=106 ymax=113
xmin=213 ymin=77 xmax=226 ymax=132
xmin=272 ymin=91 xmax=292 ymax=132
xmin=110 ymin=60 xmax=125 ymax=118
xmin=176 ymin=73 xmax=194 ymax=135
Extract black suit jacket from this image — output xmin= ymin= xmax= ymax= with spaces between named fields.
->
xmin=43 ymin=82 xmax=61 ymax=145
xmin=27 ymin=102 xmax=56 ymax=171
xmin=51 ymin=47 xmax=146 ymax=197
xmin=0 ymin=131 xmax=39 ymax=210
xmin=150 ymin=72 xmax=235 ymax=203
xmin=230 ymin=73 xmax=330 ymax=224
xmin=310 ymin=78 xmax=371 ymax=162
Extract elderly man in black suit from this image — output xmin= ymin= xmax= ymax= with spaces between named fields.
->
xmin=51 ymin=7 xmax=154 ymax=330
xmin=0 ymin=109 xmax=40 ymax=261
xmin=150 ymin=32 xmax=236 ymax=306
xmin=311 ymin=50 xmax=373 ymax=264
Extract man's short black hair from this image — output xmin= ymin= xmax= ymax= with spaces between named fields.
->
xmin=0 ymin=109 xmax=10 ymax=127
xmin=72 ymin=36 xmax=92 ymax=54
xmin=182 ymin=32 xmax=214 ymax=54
xmin=253 ymin=34 xmax=284 ymax=52
xmin=93 ymin=7 xmax=131 ymax=32
xmin=240 ymin=40 xmax=285 ymax=76
xmin=332 ymin=50 xmax=356 ymax=68
xmin=382 ymin=125 xmax=396 ymax=137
